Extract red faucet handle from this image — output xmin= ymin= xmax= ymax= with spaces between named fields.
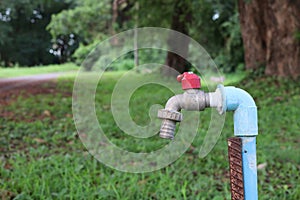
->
xmin=176 ymin=72 xmax=201 ymax=90
xmin=176 ymin=74 xmax=184 ymax=82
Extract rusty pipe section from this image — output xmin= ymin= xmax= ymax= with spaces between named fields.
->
xmin=157 ymin=88 xmax=221 ymax=139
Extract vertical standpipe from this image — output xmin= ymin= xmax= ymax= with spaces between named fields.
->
xmin=221 ymin=85 xmax=258 ymax=200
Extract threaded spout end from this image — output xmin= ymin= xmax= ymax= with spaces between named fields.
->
xmin=159 ymin=119 xmax=176 ymax=139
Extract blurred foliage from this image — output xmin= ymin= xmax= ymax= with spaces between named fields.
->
xmin=47 ymin=0 xmax=111 ymax=43
xmin=64 ymin=0 xmax=243 ymax=72
xmin=46 ymin=0 xmax=111 ymax=64
xmin=72 ymin=40 xmax=102 ymax=66
xmin=0 ymin=0 xmax=71 ymax=66
xmin=214 ymin=11 xmax=244 ymax=72
xmin=0 ymin=0 xmax=244 ymax=72
xmin=189 ymin=0 xmax=243 ymax=72
xmin=126 ymin=0 xmax=177 ymax=28
xmin=124 ymin=0 xmax=244 ymax=72
xmin=294 ymin=30 xmax=300 ymax=41
xmin=108 ymin=49 xmax=166 ymax=71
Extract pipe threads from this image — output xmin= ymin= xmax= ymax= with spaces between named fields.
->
xmin=159 ymin=119 xmax=176 ymax=139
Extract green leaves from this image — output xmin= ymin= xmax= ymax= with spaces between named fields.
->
xmin=0 ymin=22 xmax=12 ymax=45
xmin=47 ymin=0 xmax=111 ymax=43
xmin=0 ymin=0 xmax=71 ymax=66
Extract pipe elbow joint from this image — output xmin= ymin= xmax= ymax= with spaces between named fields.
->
xmin=221 ymin=85 xmax=258 ymax=136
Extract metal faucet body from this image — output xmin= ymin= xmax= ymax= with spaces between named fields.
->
xmin=158 ymin=89 xmax=212 ymax=139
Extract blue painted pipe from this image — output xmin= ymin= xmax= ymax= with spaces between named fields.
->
xmin=220 ymin=86 xmax=258 ymax=137
xmin=241 ymin=136 xmax=258 ymax=200
xmin=220 ymin=85 xmax=258 ymax=200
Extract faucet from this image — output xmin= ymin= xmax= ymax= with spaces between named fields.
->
xmin=157 ymin=72 xmax=223 ymax=139
xmin=157 ymin=72 xmax=258 ymax=200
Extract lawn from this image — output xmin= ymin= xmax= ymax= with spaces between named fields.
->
xmin=0 ymin=71 xmax=299 ymax=199
xmin=0 ymin=63 xmax=79 ymax=78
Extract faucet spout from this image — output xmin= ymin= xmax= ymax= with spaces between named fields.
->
xmin=159 ymin=119 xmax=177 ymax=139
xmin=157 ymin=89 xmax=210 ymax=139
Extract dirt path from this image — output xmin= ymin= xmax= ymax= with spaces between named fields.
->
xmin=0 ymin=73 xmax=70 ymax=106
xmin=0 ymin=73 xmax=66 ymax=92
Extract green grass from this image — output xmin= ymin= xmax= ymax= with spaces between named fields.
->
xmin=0 ymin=63 xmax=79 ymax=78
xmin=0 ymin=72 xmax=299 ymax=199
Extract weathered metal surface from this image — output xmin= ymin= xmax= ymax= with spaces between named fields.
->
xmin=228 ymin=137 xmax=244 ymax=200
xmin=157 ymin=109 xmax=182 ymax=122
xmin=158 ymin=119 xmax=176 ymax=139
xmin=157 ymin=88 xmax=209 ymax=139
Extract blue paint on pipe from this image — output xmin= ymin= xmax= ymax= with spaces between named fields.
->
xmin=219 ymin=85 xmax=258 ymax=200
xmin=241 ymin=136 xmax=258 ymax=200
xmin=222 ymin=86 xmax=258 ymax=136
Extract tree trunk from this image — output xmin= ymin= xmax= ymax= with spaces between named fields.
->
xmin=134 ymin=1 xmax=139 ymax=67
xmin=110 ymin=0 xmax=119 ymax=46
xmin=163 ymin=0 xmax=192 ymax=77
xmin=238 ymin=0 xmax=300 ymax=78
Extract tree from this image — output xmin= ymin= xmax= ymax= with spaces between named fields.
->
xmin=46 ymin=0 xmax=112 ymax=63
xmin=128 ymin=0 xmax=193 ymax=75
xmin=238 ymin=0 xmax=300 ymax=78
xmin=197 ymin=0 xmax=243 ymax=73
xmin=0 ymin=0 xmax=70 ymax=66
xmin=131 ymin=0 xmax=242 ymax=75
xmin=47 ymin=0 xmax=242 ymax=73
xmin=47 ymin=0 xmax=112 ymax=44
xmin=163 ymin=0 xmax=192 ymax=76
